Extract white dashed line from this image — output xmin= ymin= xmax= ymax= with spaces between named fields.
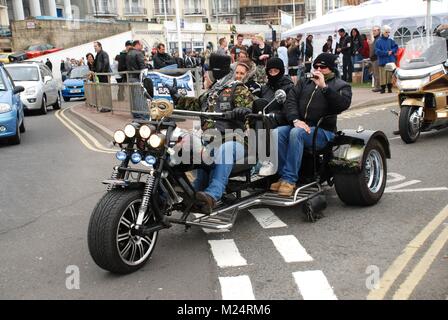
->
xmin=293 ymin=270 xmax=338 ymax=300
xmin=219 ymin=275 xmax=256 ymax=300
xmin=270 ymin=235 xmax=313 ymax=263
xmin=249 ymin=208 xmax=287 ymax=229
xmin=208 ymin=239 xmax=247 ymax=268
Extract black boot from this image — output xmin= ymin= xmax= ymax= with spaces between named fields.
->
xmin=380 ymin=85 xmax=386 ymax=94
xmin=387 ymin=84 xmax=393 ymax=93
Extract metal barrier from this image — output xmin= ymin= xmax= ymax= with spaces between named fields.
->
xmin=84 ymin=68 xmax=203 ymax=117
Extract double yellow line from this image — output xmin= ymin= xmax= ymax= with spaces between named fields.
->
xmin=367 ymin=204 xmax=448 ymax=300
xmin=55 ymin=107 xmax=117 ymax=154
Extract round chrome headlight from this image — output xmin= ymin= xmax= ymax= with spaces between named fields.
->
xmin=124 ymin=124 xmax=136 ymax=138
xmin=149 ymin=134 xmax=165 ymax=148
xmin=113 ymin=130 xmax=126 ymax=144
xmin=139 ymin=125 xmax=152 ymax=139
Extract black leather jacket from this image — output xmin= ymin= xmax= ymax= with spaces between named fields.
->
xmin=153 ymin=53 xmax=177 ymax=69
xmin=260 ymin=75 xmax=294 ymax=128
xmin=126 ymin=49 xmax=145 ymax=79
xmin=284 ymin=75 xmax=352 ymax=132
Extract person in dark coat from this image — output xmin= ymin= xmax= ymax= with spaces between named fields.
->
xmin=247 ymin=34 xmax=273 ymax=67
xmin=93 ymin=41 xmax=110 ymax=83
xmin=259 ymin=57 xmax=294 ymax=129
xmin=45 ymin=58 xmax=53 ymax=72
xmin=336 ymin=28 xmax=352 ymax=82
xmin=322 ymin=36 xmax=333 ymax=54
xmin=126 ymin=40 xmax=147 ymax=119
xmin=118 ymin=40 xmax=133 ymax=81
xmin=125 ymin=40 xmax=146 ymax=80
xmin=349 ymin=28 xmax=364 ymax=71
xmin=271 ymin=53 xmax=352 ymax=196
xmin=153 ymin=43 xmax=177 ymax=69
xmin=288 ymin=37 xmax=304 ymax=84
xmin=117 ymin=40 xmax=132 ymax=101
xmin=304 ymin=34 xmax=314 ymax=73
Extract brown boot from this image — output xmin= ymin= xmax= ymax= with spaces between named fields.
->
xmin=278 ymin=182 xmax=296 ymax=197
xmin=270 ymin=180 xmax=283 ymax=192
xmin=195 ymin=191 xmax=217 ymax=215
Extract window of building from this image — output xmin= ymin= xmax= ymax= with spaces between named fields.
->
xmin=154 ymin=0 xmax=174 ymax=13
xmin=412 ymin=26 xmax=426 ymax=39
xmin=394 ymin=27 xmax=411 ymax=47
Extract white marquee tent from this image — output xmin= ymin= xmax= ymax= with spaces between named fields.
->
xmin=282 ymin=0 xmax=448 ymax=59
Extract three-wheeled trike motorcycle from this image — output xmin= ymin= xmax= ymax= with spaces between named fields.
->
xmin=87 ymin=76 xmax=391 ymax=274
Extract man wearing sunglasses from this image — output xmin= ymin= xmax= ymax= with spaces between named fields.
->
xmin=270 ymin=53 xmax=352 ymax=197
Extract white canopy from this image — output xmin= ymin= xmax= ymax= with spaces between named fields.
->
xmin=283 ymin=0 xmax=448 ymax=37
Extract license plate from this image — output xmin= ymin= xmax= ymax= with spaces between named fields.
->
xmin=70 ymin=89 xmax=81 ymax=93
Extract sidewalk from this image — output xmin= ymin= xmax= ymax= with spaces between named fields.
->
xmin=350 ymin=87 xmax=396 ymax=109
xmin=69 ymin=87 xmax=396 ymax=140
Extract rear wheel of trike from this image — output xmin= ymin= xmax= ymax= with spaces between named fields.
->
xmin=87 ymin=189 xmax=159 ymax=274
xmin=334 ymin=140 xmax=387 ymax=206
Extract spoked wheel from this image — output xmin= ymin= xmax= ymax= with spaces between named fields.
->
xmin=334 ymin=140 xmax=387 ymax=206
xmin=88 ymin=189 xmax=159 ymax=274
xmin=399 ymin=106 xmax=421 ymax=144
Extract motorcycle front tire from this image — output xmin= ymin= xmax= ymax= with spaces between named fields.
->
xmin=399 ymin=106 xmax=421 ymax=144
xmin=88 ymin=189 xmax=159 ymax=274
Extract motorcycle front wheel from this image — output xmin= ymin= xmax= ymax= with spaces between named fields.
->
xmin=399 ymin=106 xmax=421 ymax=144
xmin=88 ymin=189 xmax=159 ymax=274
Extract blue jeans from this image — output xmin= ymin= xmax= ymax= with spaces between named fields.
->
xmin=275 ymin=126 xmax=335 ymax=184
xmin=194 ymin=141 xmax=245 ymax=201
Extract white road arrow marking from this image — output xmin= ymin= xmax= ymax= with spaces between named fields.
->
xmin=385 ymin=173 xmax=448 ymax=193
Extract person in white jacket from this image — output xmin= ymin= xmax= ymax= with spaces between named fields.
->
xmin=277 ymin=40 xmax=289 ymax=76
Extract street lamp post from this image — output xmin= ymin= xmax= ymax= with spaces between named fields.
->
xmin=175 ymin=0 xmax=183 ymax=58
xmin=216 ymin=0 xmax=220 ymax=46
xmin=292 ymin=0 xmax=295 ymax=27
xmin=425 ymin=0 xmax=432 ymax=41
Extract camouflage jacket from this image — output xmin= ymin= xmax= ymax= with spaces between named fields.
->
xmin=176 ymin=81 xmax=254 ymax=133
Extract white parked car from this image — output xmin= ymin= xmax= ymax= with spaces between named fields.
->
xmin=5 ymin=61 xmax=62 ymax=114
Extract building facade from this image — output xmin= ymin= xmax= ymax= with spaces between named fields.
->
xmin=1 ymin=0 xmax=242 ymax=25
xmin=239 ymin=0 xmax=305 ymax=26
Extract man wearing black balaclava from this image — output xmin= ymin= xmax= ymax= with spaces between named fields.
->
xmin=169 ymin=53 xmax=255 ymax=214
xmin=259 ymin=57 xmax=294 ymax=128
xmin=271 ymin=53 xmax=352 ymax=197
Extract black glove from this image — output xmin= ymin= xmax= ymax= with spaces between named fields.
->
xmin=225 ymin=108 xmax=251 ymax=120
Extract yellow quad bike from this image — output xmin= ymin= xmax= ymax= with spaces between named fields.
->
xmin=390 ymin=34 xmax=448 ymax=143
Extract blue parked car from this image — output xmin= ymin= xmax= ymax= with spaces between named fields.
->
xmin=62 ymin=65 xmax=89 ymax=102
xmin=0 ymin=64 xmax=25 ymax=145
